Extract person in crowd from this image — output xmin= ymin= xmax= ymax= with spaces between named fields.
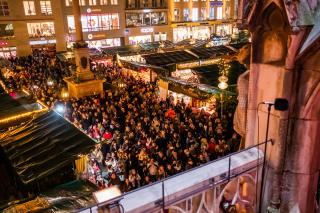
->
xmin=2 ymin=51 xmax=241 ymax=194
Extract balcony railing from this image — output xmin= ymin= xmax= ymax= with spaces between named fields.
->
xmin=77 ymin=140 xmax=271 ymax=213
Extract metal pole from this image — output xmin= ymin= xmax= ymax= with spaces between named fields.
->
xmin=162 ymin=181 xmax=165 ymax=212
xmin=259 ymin=104 xmax=272 ymax=213
xmin=228 ymin=156 xmax=231 ymax=181
xmin=220 ymin=92 xmax=223 ymax=118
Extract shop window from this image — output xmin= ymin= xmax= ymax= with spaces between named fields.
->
xmin=183 ymin=8 xmax=189 ymax=21
xmin=89 ymin=0 xmax=97 ymax=5
xmin=217 ymin=6 xmax=222 ymax=19
xmin=100 ymin=0 xmax=107 ymax=5
xmin=129 ymin=35 xmax=152 ymax=45
xmin=0 ymin=0 xmax=9 ymax=16
xmin=174 ymin=8 xmax=179 ymax=21
xmin=86 ymin=38 xmax=121 ymax=48
xmin=126 ymin=11 xmax=167 ymax=27
xmin=65 ymin=0 xmax=85 ymax=6
xmin=110 ymin=0 xmax=118 ymax=5
xmin=0 ymin=46 xmax=16 ymax=58
xmin=0 ymin=24 xmax=13 ymax=37
xmin=40 ymin=1 xmax=52 ymax=15
xmin=192 ymin=8 xmax=198 ymax=21
xmin=154 ymin=33 xmax=167 ymax=42
xmin=68 ymin=13 xmax=120 ymax=33
xmin=23 ymin=1 xmax=36 ymax=16
xmin=27 ymin=22 xmax=55 ymax=38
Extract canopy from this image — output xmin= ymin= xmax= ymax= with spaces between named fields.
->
xmin=0 ymin=111 xmax=96 ymax=184
xmin=190 ymin=45 xmax=236 ymax=59
xmin=143 ymin=51 xmax=198 ymax=67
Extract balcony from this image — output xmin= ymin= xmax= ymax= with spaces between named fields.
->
xmin=77 ymin=142 xmax=270 ymax=213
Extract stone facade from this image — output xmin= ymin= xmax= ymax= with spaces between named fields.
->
xmin=239 ymin=0 xmax=320 ymax=212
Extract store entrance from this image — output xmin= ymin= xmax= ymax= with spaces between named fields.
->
xmin=31 ymin=44 xmax=56 ymax=56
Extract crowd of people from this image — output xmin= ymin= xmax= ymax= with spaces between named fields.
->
xmin=1 ymin=52 xmax=241 ymax=193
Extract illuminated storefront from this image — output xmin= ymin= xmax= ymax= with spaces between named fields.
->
xmin=86 ymin=38 xmax=121 ymax=48
xmin=173 ymin=26 xmax=211 ymax=42
xmin=67 ymin=13 xmax=120 ymax=32
xmin=129 ymin=35 xmax=152 ymax=45
xmin=27 ymin=22 xmax=55 ymax=38
xmin=125 ymin=11 xmax=167 ymax=27
xmin=0 ymin=46 xmax=16 ymax=58
xmin=216 ymin=24 xmax=232 ymax=36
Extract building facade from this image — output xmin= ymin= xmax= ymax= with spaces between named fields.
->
xmin=0 ymin=0 xmax=238 ymax=57
xmin=169 ymin=0 xmax=238 ymax=43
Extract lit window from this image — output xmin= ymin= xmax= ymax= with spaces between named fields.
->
xmin=200 ymin=7 xmax=206 ymax=20
xmin=192 ymin=8 xmax=198 ymax=21
xmin=125 ymin=11 xmax=167 ymax=27
xmin=89 ymin=0 xmax=97 ymax=5
xmin=209 ymin=7 xmax=214 ymax=19
xmin=174 ymin=0 xmax=180 ymax=2
xmin=0 ymin=0 xmax=9 ymax=16
xmin=110 ymin=0 xmax=118 ymax=5
xmin=65 ymin=0 xmax=85 ymax=6
xmin=67 ymin=13 xmax=120 ymax=33
xmin=174 ymin=8 xmax=179 ymax=21
xmin=193 ymin=0 xmax=198 ymax=1
xmin=23 ymin=1 xmax=36 ymax=15
xmin=27 ymin=22 xmax=55 ymax=38
xmin=183 ymin=8 xmax=189 ymax=21
xmin=0 ymin=23 xmax=13 ymax=37
xmin=183 ymin=0 xmax=188 ymax=2
xmin=217 ymin=6 xmax=222 ymax=19
xmin=40 ymin=1 xmax=52 ymax=15
xmin=100 ymin=0 xmax=107 ymax=5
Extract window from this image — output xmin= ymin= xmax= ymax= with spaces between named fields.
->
xmin=0 ymin=0 xmax=9 ymax=16
xmin=27 ymin=22 xmax=55 ymax=37
xmin=174 ymin=8 xmax=179 ymax=21
xmin=65 ymin=0 xmax=85 ymax=6
xmin=183 ymin=8 xmax=189 ymax=21
xmin=217 ymin=6 xmax=222 ymax=19
xmin=200 ymin=7 xmax=206 ymax=20
xmin=0 ymin=24 xmax=13 ymax=37
xmin=126 ymin=11 xmax=167 ymax=27
xmin=192 ymin=8 xmax=198 ymax=21
xmin=67 ymin=13 xmax=120 ymax=32
xmin=100 ymin=0 xmax=107 ymax=5
xmin=209 ymin=7 xmax=214 ymax=19
xmin=40 ymin=1 xmax=52 ymax=15
xmin=126 ymin=0 xmax=135 ymax=8
xmin=89 ymin=0 xmax=97 ymax=5
xmin=23 ymin=1 xmax=36 ymax=15
xmin=174 ymin=0 xmax=180 ymax=2
xmin=110 ymin=0 xmax=118 ymax=5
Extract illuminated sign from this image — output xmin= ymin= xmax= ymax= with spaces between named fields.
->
xmin=87 ymin=34 xmax=106 ymax=40
xmin=29 ymin=39 xmax=56 ymax=45
xmin=141 ymin=28 xmax=154 ymax=33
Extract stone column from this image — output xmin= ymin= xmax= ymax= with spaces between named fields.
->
xmin=72 ymin=0 xmax=83 ymax=42
xmin=206 ymin=0 xmax=210 ymax=20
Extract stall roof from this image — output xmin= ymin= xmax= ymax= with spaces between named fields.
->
xmin=143 ymin=51 xmax=198 ymax=66
xmin=190 ymin=45 xmax=237 ymax=59
xmin=120 ymin=60 xmax=169 ymax=76
xmin=0 ymin=111 xmax=96 ymax=184
xmin=139 ymin=40 xmax=175 ymax=51
xmin=101 ymin=46 xmax=143 ymax=57
xmin=175 ymin=39 xmax=208 ymax=48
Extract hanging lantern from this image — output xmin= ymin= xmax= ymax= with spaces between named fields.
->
xmin=218 ymin=81 xmax=228 ymax=90
xmin=61 ymin=87 xmax=69 ymax=99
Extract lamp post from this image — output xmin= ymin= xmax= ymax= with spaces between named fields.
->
xmin=218 ymin=75 xmax=228 ymax=118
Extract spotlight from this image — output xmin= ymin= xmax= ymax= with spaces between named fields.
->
xmin=55 ymin=104 xmax=65 ymax=114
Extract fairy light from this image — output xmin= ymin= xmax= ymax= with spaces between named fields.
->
xmin=0 ymin=108 xmax=48 ymax=124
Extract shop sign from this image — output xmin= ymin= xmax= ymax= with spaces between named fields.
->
xmin=87 ymin=33 xmax=106 ymax=40
xmin=29 ymin=39 xmax=56 ymax=45
xmin=87 ymin=8 xmax=101 ymax=13
xmin=210 ymin=1 xmax=223 ymax=6
xmin=141 ymin=28 xmax=154 ymax=33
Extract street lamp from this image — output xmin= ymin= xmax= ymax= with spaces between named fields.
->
xmin=218 ymin=75 xmax=228 ymax=118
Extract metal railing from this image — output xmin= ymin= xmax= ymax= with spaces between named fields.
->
xmin=77 ymin=140 xmax=272 ymax=213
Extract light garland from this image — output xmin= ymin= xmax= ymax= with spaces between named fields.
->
xmin=0 ymin=108 xmax=48 ymax=124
